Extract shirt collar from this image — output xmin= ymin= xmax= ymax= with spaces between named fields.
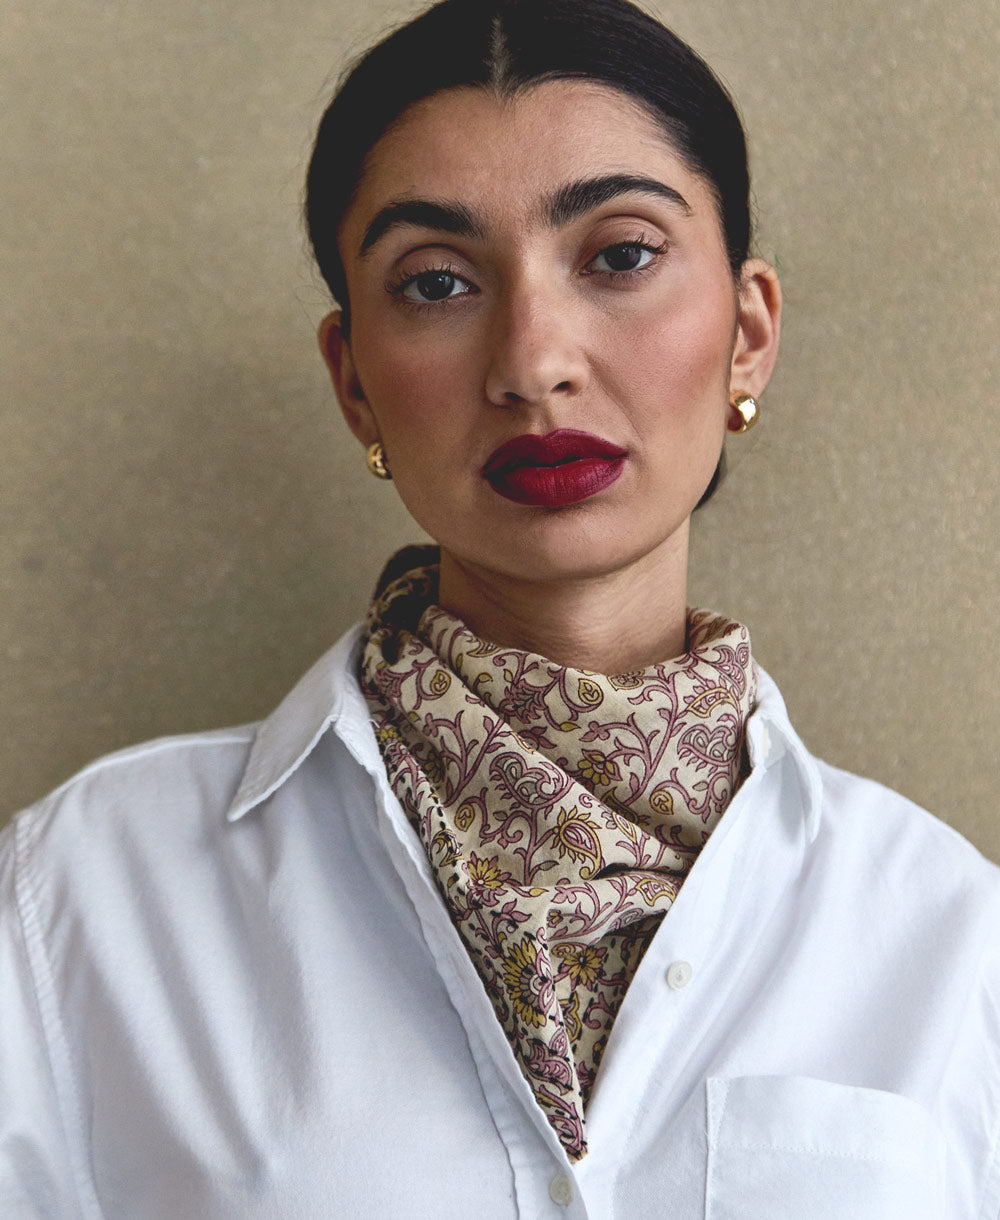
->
xmin=226 ymin=627 xmax=823 ymax=840
xmin=747 ymin=665 xmax=823 ymax=839
xmin=225 ymin=623 xmax=374 ymax=822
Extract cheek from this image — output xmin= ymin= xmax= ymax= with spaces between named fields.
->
xmin=349 ymin=327 xmax=488 ymax=538
xmin=353 ymin=330 xmax=471 ymax=449
xmin=601 ymin=279 xmax=736 ymax=431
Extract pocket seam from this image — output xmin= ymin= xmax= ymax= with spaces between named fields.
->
xmin=714 ymin=1139 xmax=939 ymax=1171
xmin=705 ymin=1075 xmax=947 ymax=1199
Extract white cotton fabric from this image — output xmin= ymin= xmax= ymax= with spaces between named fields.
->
xmin=2 ymin=622 xmax=1000 ymax=1220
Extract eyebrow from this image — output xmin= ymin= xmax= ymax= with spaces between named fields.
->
xmin=358 ymin=172 xmax=691 ymax=258
xmin=543 ymin=174 xmax=691 ymax=227
xmin=360 ymin=200 xmax=486 ymax=256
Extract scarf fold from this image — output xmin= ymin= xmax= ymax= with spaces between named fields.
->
xmin=360 ymin=551 xmax=756 ymax=1160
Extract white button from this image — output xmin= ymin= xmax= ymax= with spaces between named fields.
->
xmin=666 ymin=960 xmax=693 ymax=990
xmin=549 ymin=1172 xmax=574 ymax=1206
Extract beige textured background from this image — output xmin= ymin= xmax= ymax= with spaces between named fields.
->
xmin=3 ymin=0 xmax=998 ymax=854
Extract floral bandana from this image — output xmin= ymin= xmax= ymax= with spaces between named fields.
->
xmin=359 ymin=552 xmax=756 ymax=1160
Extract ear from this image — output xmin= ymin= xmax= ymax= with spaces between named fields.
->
xmin=317 ymin=311 xmax=379 ymax=446
xmin=729 ymin=259 xmax=782 ymax=398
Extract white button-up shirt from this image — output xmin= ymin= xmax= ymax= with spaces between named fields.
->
xmin=3 ymin=624 xmax=1000 ymax=1219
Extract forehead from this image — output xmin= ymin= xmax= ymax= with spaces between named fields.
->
xmin=343 ymin=79 xmax=711 ymax=239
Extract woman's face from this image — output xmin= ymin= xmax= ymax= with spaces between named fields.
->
xmin=322 ymin=80 xmax=779 ymax=586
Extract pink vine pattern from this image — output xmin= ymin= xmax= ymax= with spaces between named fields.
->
xmin=360 ymin=558 xmax=756 ymax=1160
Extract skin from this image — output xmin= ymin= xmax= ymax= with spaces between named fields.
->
xmin=319 ymin=80 xmax=781 ymax=673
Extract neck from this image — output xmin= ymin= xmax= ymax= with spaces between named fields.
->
xmin=437 ymin=527 xmax=690 ymax=674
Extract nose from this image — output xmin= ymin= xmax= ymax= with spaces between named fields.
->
xmin=483 ymin=284 xmax=589 ymax=409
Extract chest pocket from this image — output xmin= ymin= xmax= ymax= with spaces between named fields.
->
xmin=705 ymin=1075 xmax=946 ymax=1220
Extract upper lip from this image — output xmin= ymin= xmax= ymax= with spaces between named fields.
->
xmin=482 ymin=429 xmax=627 ymax=475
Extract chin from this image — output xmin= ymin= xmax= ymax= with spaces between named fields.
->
xmin=460 ymin=504 xmax=685 ymax=585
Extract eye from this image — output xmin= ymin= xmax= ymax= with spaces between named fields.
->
xmin=589 ymin=242 xmax=660 ymax=274
xmin=398 ymin=268 xmax=475 ymax=303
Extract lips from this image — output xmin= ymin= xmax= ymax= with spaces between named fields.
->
xmin=482 ymin=429 xmax=627 ymax=507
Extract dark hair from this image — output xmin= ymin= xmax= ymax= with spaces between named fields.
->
xmin=306 ymin=0 xmax=751 ymax=312
xmin=305 ymin=0 xmax=751 ymax=503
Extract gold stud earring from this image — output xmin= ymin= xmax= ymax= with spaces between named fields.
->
xmin=366 ymin=440 xmax=392 ymax=480
xmin=728 ymin=392 xmax=760 ymax=434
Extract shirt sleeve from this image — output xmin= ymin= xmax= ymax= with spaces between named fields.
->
xmin=0 ymin=815 xmax=81 ymax=1218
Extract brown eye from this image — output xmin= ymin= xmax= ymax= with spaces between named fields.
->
xmin=590 ymin=243 xmax=656 ymax=273
xmin=415 ymin=271 xmax=455 ymax=300
xmin=401 ymin=269 xmax=474 ymax=303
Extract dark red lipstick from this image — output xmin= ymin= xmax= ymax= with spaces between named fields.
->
xmin=482 ymin=429 xmax=627 ymax=507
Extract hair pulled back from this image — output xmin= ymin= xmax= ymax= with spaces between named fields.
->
xmin=305 ymin=0 xmax=752 ymax=317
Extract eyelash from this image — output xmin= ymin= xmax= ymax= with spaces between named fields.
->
xmin=583 ymin=232 xmax=668 ymax=281
xmin=384 ymin=260 xmax=472 ymax=311
xmin=384 ymin=233 xmax=668 ymax=310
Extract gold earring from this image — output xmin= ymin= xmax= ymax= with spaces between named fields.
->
xmin=728 ymin=391 xmax=760 ymax=434
xmin=366 ymin=440 xmax=392 ymax=480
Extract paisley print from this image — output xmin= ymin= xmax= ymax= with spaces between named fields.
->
xmin=551 ymin=805 xmax=604 ymax=878
xmin=360 ymin=553 xmax=756 ymax=1160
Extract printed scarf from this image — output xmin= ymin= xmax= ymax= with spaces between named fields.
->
xmin=359 ymin=552 xmax=756 ymax=1160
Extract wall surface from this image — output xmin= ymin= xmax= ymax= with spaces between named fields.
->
xmin=2 ymin=0 xmax=998 ymax=855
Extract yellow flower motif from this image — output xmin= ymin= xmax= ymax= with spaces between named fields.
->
xmin=553 ymin=942 xmax=604 ymax=989
xmin=559 ymin=983 xmax=583 ymax=1043
xmin=464 ymin=852 xmax=516 ymax=908
xmin=634 ymin=875 xmax=679 ymax=907
xmin=649 ymin=784 xmax=675 ymax=817
xmin=375 ymin=725 xmax=400 ymax=747
xmin=429 ymin=669 xmax=452 ymax=696
xmin=552 ymin=805 xmax=603 ymax=880
xmin=431 ymin=829 xmax=461 ymax=868
xmin=471 ymin=673 xmax=494 ymax=696
xmin=501 ymin=937 xmax=551 ymax=1029
xmin=607 ymin=671 xmax=643 ymax=690
xmin=686 ymin=685 xmax=737 ymax=717
xmin=576 ymin=749 xmax=620 ymax=788
xmin=421 ymin=752 xmax=446 ymax=787
xmin=466 ymin=852 xmax=510 ymax=895
xmin=455 ymin=799 xmax=477 ymax=831
xmin=577 ymin=677 xmax=604 ymax=707
xmin=466 ymin=640 xmax=500 ymax=657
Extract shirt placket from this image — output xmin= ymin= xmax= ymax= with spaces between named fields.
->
xmin=574 ymin=733 xmax=806 ymax=1215
xmin=364 ymin=760 xmax=595 ymax=1218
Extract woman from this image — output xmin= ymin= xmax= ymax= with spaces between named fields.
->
xmin=2 ymin=1 xmax=998 ymax=1216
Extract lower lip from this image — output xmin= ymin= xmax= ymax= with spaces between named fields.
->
xmin=486 ymin=456 xmax=626 ymax=507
